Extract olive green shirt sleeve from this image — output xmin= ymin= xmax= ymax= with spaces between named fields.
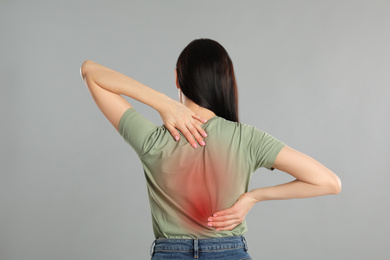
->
xmin=244 ymin=124 xmax=286 ymax=171
xmin=118 ymin=108 xmax=160 ymax=157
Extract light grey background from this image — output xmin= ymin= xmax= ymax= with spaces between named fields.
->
xmin=1 ymin=0 xmax=389 ymax=259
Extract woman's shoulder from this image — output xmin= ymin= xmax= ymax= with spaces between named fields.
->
xmin=207 ymin=116 xmax=266 ymax=134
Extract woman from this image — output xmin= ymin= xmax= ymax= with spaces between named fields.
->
xmin=81 ymin=38 xmax=341 ymax=259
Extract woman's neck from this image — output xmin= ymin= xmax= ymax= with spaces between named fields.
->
xmin=183 ymin=96 xmax=216 ymax=121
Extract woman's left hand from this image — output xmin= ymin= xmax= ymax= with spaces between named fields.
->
xmin=207 ymin=193 xmax=257 ymax=231
xmin=159 ymin=98 xmax=208 ymax=148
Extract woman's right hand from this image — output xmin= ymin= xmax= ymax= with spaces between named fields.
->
xmin=158 ymin=98 xmax=208 ymax=148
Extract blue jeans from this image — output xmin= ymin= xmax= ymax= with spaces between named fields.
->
xmin=150 ymin=236 xmax=252 ymax=260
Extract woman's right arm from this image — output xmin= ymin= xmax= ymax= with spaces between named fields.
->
xmin=80 ymin=60 xmax=207 ymax=147
xmin=207 ymin=146 xmax=341 ymax=231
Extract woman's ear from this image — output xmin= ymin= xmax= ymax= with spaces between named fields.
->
xmin=175 ymin=69 xmax=180 ymax=89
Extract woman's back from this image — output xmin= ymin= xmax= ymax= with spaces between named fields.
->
xmin=119 ymin=107 xmax=285 ymax=239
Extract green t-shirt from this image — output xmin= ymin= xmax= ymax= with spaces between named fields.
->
xmin=119 ymin=108 xmax=285 ymax=239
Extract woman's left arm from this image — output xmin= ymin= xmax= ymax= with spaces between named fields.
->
xmin=80 ymin=60 xmax=207 ymax=148
xmin=207 ymin=146 xmax=342 ymax=231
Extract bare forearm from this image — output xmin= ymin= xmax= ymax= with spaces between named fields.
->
xmin=249 ymin=179 xmax=338 ymax=203
xmin=207 ymin=144 xmax=341 ymax=231
xmin=81 ymin=60 xmax=170 ymax=111
xmin=207 ymin=179 xmax=338 ymax=231
xmin=80 ymin=60 xmax=207 ymax=146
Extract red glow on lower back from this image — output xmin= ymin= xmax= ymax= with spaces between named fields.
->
xmin=159 ymin=147 xmax=235 ymax=235
xmin=185 ymin=191 xmax=212 ymax=228
xmin=170 ymin=162 xmax=223 ymax=232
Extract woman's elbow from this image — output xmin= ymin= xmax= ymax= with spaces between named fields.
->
xmin=327 ymin=175 xmax=342 ymax=195
xmin=80 ymin=60 xmax=93 ymax=79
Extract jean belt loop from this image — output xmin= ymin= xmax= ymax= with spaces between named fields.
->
xmin=193 ymin=238 xmax=199 ymax=258
xmin=150 ymin=240 xmax=156 ymax=257
xmin=242 ymin=236 xmax=249 ymax=252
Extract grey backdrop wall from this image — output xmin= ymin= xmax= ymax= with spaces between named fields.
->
xmin=1 ymin=0 xmax=389 ymax=259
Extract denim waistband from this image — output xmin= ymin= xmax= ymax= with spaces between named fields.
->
xmin=150 ymin=236 xmax=248 ymax=258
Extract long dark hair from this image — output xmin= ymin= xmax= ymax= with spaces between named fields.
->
xmin=176 ymin=39 xmax=239 ymax=122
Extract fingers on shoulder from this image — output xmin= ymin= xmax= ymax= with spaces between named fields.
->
xmin=165 ymin=124 xmax=180 ymax=141
xmin=191 ymin=113 xmax=207 ymax=123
